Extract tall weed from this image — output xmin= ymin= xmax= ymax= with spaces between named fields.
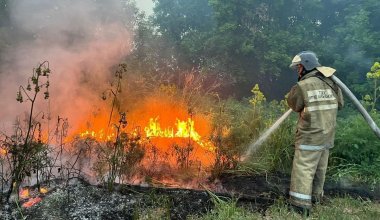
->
xmin=330 ymin=111 xmax=380 ymax=184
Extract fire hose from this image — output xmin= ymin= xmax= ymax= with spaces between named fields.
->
xmin=331 ymin=75 xmax=380 ymax=138
xmin=242 ymin=75 xmax=380 ymax=160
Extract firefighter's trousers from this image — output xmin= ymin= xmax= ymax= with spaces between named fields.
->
xmin=289 ymin=147 xmax=329 ymax=208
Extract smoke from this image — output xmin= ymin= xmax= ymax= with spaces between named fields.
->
xmin=0 ymin=0 xmax=134 ymax=133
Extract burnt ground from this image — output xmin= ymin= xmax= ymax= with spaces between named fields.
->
xmin=1 ymin=173 xmax=380 ymax=219
xmin=220 ymin=172 xmax=380 ymax=206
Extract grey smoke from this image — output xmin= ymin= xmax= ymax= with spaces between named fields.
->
xmin=0 ymin=0 xmax=134 ymax=134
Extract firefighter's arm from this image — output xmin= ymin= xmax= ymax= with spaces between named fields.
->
xmin=337 ymin=87 xmax=344 ymax=110
xmin=287 ymin=84 xmax=304 ymax=112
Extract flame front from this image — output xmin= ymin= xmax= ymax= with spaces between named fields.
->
xmin=79 ymin=129 xmax=115 ymax=141
xmin=40 ymin=187 xmax=48 ymax=194
xmin=144 ymin=117 xmax=213 ymax=150
xmin=145 ymin=117 xmax=200 ymax=139
xmin=20 ymin=188 xmax=30 ymax=199
xmin=0 ymin=147 xmax=6 ymax=156
xmin=22 ymin=197 xmax=42 ymax=208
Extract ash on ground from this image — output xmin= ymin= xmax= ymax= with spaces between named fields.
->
xmin=1 ymin=178 xmax=215 ymax=220
xmin=2 ymin=173 xmax=380 ymax=219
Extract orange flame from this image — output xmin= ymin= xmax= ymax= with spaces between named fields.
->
xmin=144 ymin=117 xmax=213 ymax=150
xmin=19 ymin=188 xmax=30 ymax=199
xmin=22 ymin=197 xmax=42 ymax=208
xmin=39 ymin=187 xmax=48 ymax=194
xmin=79 ymin=129 xmax=116 ymax=141
xmin=69 ymin=96 xmax=216 ymax=171
xmin=0 ymin=147 xmax=6 ymax=156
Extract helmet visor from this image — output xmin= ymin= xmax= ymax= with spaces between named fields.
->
xmin=289 ymin=55 xmax=301 ymax=69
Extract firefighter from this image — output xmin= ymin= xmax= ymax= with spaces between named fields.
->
xmin=287 ymin=51 xmax=344 ymax=215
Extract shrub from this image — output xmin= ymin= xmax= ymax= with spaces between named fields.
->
xmin=1 ymin=62 xmax=52 ymax=203
xmin=329 ymin=111 xmax=380 ymax=184
xmin=333 ymin=112 xmax=380 ymax=166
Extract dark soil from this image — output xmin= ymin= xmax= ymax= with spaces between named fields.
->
xmin=2 ymin=173 xmax=379 ymax=219
xmin=220 ymin=172 xmax=380 ymax=202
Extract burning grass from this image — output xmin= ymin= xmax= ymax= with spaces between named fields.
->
xmin=50 ymin=93 xmax=219 ymax=189
xmin=1 ymin=73 xmax=380 ymax=219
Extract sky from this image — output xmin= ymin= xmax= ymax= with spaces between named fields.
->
xmin=135 ymin=0 xmax=154 ymax=16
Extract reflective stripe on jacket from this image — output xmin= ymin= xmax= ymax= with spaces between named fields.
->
xmin=287 ymin=70 xmax=344 ymax=148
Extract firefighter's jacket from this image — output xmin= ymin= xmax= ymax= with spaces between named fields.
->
xmin=287 ymin=70 xmax=344 ymax=150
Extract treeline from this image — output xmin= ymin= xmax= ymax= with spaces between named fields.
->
xmin=1 ymin=0 xmax=380 ymax=100
xmin=135 ymin=0 xmax=380 ymax=99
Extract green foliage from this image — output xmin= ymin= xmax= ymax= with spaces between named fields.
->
xmin=153 ymin=0 xmax=215 ymax=67
xmin=210 ymin=90 xmax=294 ymax=177
xmin=264 ymin=196 xmax=380 ymax=220
xmin=367 ymin=62 xmax=380 ymax=79
xmin=365 ymin=61 xmax=380 ymax=110
xmin=311 ymin=196 xmax=380 ymax=220
xmin=148 ymin=0 xmax=380 ymax=98
xmin=328 ymin=162 xmax=380 ymax=186
xmin=190 ymin=195 xmax=380 ymax=219
xmin=210 ymin=98 xmax=265 ymax=178
xmin=249 ymin=84 xmax=266 ymax=110
xmin=153 ymin=0 xmax=214 ymax=43
xmin=191 ymin=194 xmax=380 ymax=220
xmin=239 ymin=117 xmax=295 ymax=175
xmin=189 ymin=192 xmax=261 ymax=220
xmin=330 ymin=111 xmax=380 ymax=184
xmin=333 ymin=113 xmax=380 ymax=166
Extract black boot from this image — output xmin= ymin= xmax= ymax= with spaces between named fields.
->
xmin=289 ymin=204 xmax=311 ymax=217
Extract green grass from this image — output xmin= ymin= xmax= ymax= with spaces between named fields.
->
xmin=328 ymin=162 xmax=380 ymax=187
xmin=189 ymin=196 xmax=380 ymax=220
xmin=188 ymin=193 xmax=261 ymax=220
xmin=265 ymin=196 xmax=380 ymax=220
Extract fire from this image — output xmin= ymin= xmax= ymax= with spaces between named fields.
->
xmin=79 ymin=129 xmax=115 ymax=141
xmin=68 ymin=111 xmax=120 ymax=142
xmin=19 ymin=188 xmax=30 ymax=199
xmin=0 ymin=147 xmax=6 ymax=156
xmin=40 ymin=187 xmax=48 ymax=194
xmin=144 ymin=117 xmax=201 ymax=140
xmin=19 ymin=187 xmax=47 ymax=208
xmin=22 ymin=197 xmax=42 ymax=208
xmin=69 ymin=96 xmax=216 ymax=171
xmin=144 ymin=117 xmax=213 ymax=150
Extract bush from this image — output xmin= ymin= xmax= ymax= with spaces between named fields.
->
xmin=333 ymin=112 xmax=380 ymax=166
xmin=210 ymin=98 xmax=266 ymax=178
xmin=329 ymin=111 xmax=380 ymax=184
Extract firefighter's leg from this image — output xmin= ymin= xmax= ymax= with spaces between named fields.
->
xmin=312 ymin=149 xmax=329 ymax=204
xmin=289 ymin=148 xmax=322 ymax=209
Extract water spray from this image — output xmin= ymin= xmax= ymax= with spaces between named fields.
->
xmin=241 ymin=109 xmax=292 ymax=161
xmin=241 ymin=75 xmax=380 ymax=161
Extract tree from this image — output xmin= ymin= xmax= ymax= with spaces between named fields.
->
xmin=366 ymin=62 xmax=380 ymax=111
xmin=153 ymin=0 xmax=215 ymax=67
xmin=320 ymin=0 xmax=380 ymax=86
xmin=148 ymin=0 xmax=380 ymax=99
